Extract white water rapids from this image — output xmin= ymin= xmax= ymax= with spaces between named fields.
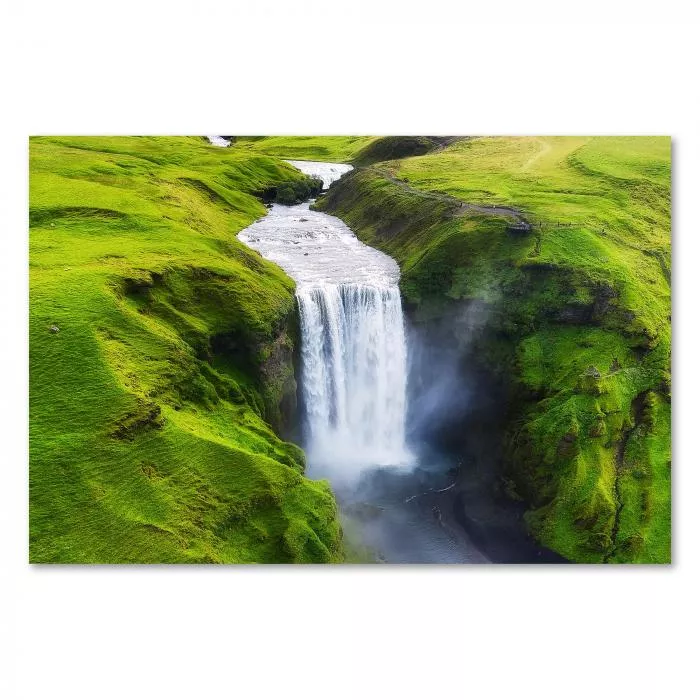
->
xmin=283 ymin=160 xmax=353 ymax=189
xmin=238 ymin=161 xmax=413 ymax=482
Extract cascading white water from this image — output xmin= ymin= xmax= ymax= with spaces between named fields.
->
xmin=284 ymin=160 xmax=353 ymax=189
xmin=238 ymin=160 xmax=413 ymax=480
xmin=297 ymin=282 xmax=411 ymax=472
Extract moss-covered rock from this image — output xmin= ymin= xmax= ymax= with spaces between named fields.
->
xmin=352 ymin=136 xmax=448 ymax=166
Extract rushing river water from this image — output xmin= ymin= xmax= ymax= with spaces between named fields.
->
xmin=283 ymin=160 xmax=353 ymax=189
xmin=237 ymin=160 xmax=495 ymax=563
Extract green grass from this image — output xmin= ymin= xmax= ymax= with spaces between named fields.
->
xmin=318 ymin=136 xmax=671 ymax=563
xmin=234 ymin=136 xmax=379 ymax=162
xmin=30 ymin=136 xmax=343 ymax=563
xmin=352 ymin=136 xmax=445 ymax=166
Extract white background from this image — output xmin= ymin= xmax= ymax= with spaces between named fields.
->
xmin=1 ymin=1 xmax=698 ymax=698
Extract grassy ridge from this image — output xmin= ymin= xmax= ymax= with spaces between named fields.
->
xmin=318 ymin=136 xmax=671 ymax=563
xmin=30 ymin=136 xmax=342 ymax=563
xmin=234 ymin=136 xmax=379 ymax=163
xmin=235 ymin=135 xmax=452 ymax=166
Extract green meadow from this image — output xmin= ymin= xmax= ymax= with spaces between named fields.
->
xmin=29 ymin=136 xmax=342 ymax=563
xmin=318 ymin=136 xmax=671 ymax=563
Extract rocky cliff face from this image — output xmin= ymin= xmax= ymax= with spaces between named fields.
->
xmin=257 ymin=306 xmax=300 ymax=440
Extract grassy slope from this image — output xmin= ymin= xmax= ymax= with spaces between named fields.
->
xmin=318 ymin=136 xmax=671 ymax=563
xmin=30 ymin=136 xmax=342 ymax=563
xmin=235 ymin=136 xmax=379 ymax=163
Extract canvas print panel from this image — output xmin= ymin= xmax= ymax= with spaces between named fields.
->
xmin=29 ymin=136 xmax=671 ymax=563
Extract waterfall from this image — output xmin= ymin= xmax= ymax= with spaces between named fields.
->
xmin=297 ymin=282 xmax=412 ymax=474
xmin=284 ymin=160 xmax=353 ymax=189
xmin=238 ymin=158 xmax=413 ymax=481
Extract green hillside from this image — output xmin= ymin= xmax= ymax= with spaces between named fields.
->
xmin=235 ymin=136 xmax=379 ymax=162
xmin=318 ymin=136 xmax=671 ymax=563
xmin=29 ymin=136 xmax=342 ymax=563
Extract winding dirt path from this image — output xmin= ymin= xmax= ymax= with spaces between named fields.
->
xmin=377 ymin=168 xmax=531 ymax=227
